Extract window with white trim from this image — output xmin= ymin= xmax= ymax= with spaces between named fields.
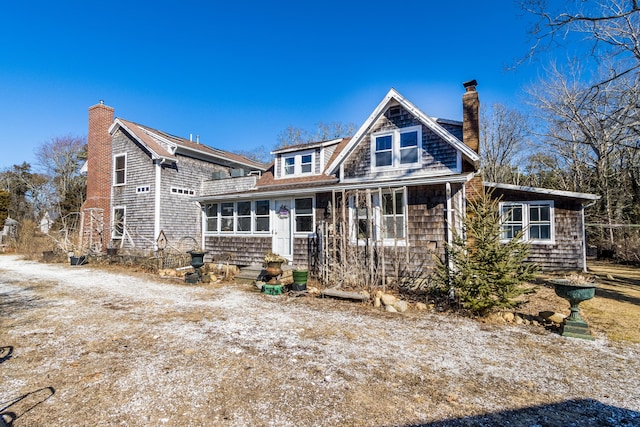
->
xmin=371 ymin=126 xmax=421 ymax=170
xmin=281 ymin=150 xmax=315 ymax=177
xmin=205 ymin=203 xmax=218 ymax=232
xmin=205 ymin=200 xmax=271 ymax=234
xmin=114 ymin=154 xmax=126 ymax=185
xmin=170 ymin=187 xmax=195 ymax=196
xmin=112 ymin=207 xmax=125 ymax=239
xmin=136 ymin=186 xmax=150 ymax=194
xmin=294 ymin=198 xmax=313 ymax=233
xmin=255 ymin=200 xmax=270 ymax=232
xmin=500 ymin=201 xmax=554 ymax=243
xmin=349 ymin=189 xmax=407 ymax=244
xmin=236 ymin=201 xmax=251 ymax=232
xmin=381 ymin=191 xmax=405 ymax=239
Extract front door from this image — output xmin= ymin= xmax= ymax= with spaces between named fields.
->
xmin=273 ymin=199 xmax=292 ymax=260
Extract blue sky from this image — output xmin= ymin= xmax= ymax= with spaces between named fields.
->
xmin=0 ymin=1 xmax=542 ymax=170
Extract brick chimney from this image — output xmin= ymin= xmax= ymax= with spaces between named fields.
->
xmin=81 ymin=101 xmax=114 ymax=252
xmin=462 ymin=79 xmax=479 ymax=155
xmin=462 ymin=80 xmax=483 ymax=201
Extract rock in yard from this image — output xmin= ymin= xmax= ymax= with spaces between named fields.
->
xmin=394 ymin=300 xmax=409 ymax=313
xmin=539 ymin=311 xmax=566 ymax=324
xmin=385 ymin=305 xmax=398 ymax=313
xmin=381 ymin=293 xmax=397 ymax=306
xmin=415 ymin=302 xmax=427 ymax=311
xmin=502 ymin=312 xmax=515 ymax=323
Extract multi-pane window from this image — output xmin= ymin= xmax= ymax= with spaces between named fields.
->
xmin=114 ymin=154 xmax=126 ymax=185
xmin=112 ymin=207 xmax=125 ymax=239
xmin=372 ymin=126 xmax=421 ymax=169
xmin=236 ymin=201 xmax=251 ymax=232
xmin=529 ymin=204 xmax=551 ymax=240
xmin=500 ymin=204 xmax=523 ymax=239
xmin=281 ymin=151 xmax=315 ymax=177
xmin=255 ymin=200 xmax=270 ymax=232
xmin=349 ymin=189 xmax=407 ymax=243
xmin=284 ymin=157 xmax=295 ymax=175
xmin=399 ymin=131 xmax=418 ymax=164
xmin=205 ymin=203 xmax=218 ymax=232
xmin=382 ymin=191 xmax=405 ymax=239
xmin=375 ymin=135 xmax=393 ymax=167
xmin=301 ymin=154 xmax=312 ymax=173
xmin=205 ymin=200 xmax=271 ymax=233
xmin=220 ymin=202 xmax=234 ymax=232
xmin=500 ymin=202 xmax=553 ymax=242
xmin=294 ymin=198 xmax=313 ymax=232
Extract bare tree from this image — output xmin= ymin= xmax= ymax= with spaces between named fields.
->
xmin=35 ymin=135 xmax=87 ymax=221
xmin=522 ymin=0 xmax=640 ymax=87
xmin=480 ymin=103 xmax=530 ymax=184
xmin=527 ymin=62 xmax=639 ymax=244
xmin=276 ymin=122 xmax=356 ymax=148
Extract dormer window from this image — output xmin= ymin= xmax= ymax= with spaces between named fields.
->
xmin=371 ymin=125 xmax=422 ymax=170
xmin=281 ymin=150 xmax=315 ymax=177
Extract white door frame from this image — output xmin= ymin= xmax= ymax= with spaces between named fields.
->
xmin=273 ymin=198 xmax=293 ymax=261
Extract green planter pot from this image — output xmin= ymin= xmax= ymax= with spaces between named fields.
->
xmin=292 ymin=270 xmax=308 ymax=292
xmin=292 ymin=270 xmax=308 ymax=284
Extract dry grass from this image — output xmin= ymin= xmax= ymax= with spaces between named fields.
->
xmin=580 ymin=261 xmax=640 ymax=343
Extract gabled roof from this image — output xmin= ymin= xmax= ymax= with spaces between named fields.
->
xmin=324 ymin=88 xmax=481 ymax=175
xmin=485 ymin=182 xmax=600 ymax=201
xmin=109 ymin=118 xmax=267 ymax=170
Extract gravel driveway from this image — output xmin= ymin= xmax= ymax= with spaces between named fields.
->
xmin=1 ymin=254 xmax=639 ymax=426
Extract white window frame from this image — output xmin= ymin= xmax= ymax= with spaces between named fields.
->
xmin=236 ymin=201 xmax=252 ymax=233
xmin=293 ymin=197 xmax=314 ymax=234
xmin=112 ymin=206 xmax=126 ymax=239
xmin=204 ymin=203 xmax=219 ymax=233
xmin=348 ymin=189 xmax=407 ymax=246
xmin=206 ymin=200 xmax=272 ymax=235
xmin=254 ymin=200 xmax=271 ymax=233
xmin=281 ymin=150 xmax=316 ymax=177
xmin=113 ymin=153 xmax=127 ymax=186
xmin=371 ymin=125 xmax=422 ymax=171
xmin=136 ymin=186 xmax=150 ymax=194
xmin=170 ymin=187 xmax=195 ymax=196
xmin=499 ymin=201 xmax=555 ymax=244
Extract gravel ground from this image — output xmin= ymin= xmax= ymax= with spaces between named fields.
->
xmin=1 ymin=254 xmax=639 ymax=426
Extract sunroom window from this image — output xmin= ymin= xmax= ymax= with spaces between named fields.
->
xmin=205 ymin=200 xmax=271 ymax=233
xmin=294 ymin=198 xmax=313 ymax=232
xmin=349 ymin=189 xmax=407 ymax=244
xmin=255 ymin=200 xmax=270 ymax=232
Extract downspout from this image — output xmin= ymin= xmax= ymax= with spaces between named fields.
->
xmin=197 ymin=201 xmax=205 ymax=251
xmin=446 ymin=182 xmax=454 ymax=298
xmin=154 ymin=160 xmax=162 ymax=251
xmin=582 ymin=201 xmax=596 ymax=273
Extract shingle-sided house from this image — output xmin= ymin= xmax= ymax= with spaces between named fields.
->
xmin=80 ymin=102 xmax=267 ymax=254
xmin=194 ymin=81 xmax=599 ymax=275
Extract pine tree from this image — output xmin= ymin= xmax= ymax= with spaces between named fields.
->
xmin=434 ymin=191 xmax=539 ymax=316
